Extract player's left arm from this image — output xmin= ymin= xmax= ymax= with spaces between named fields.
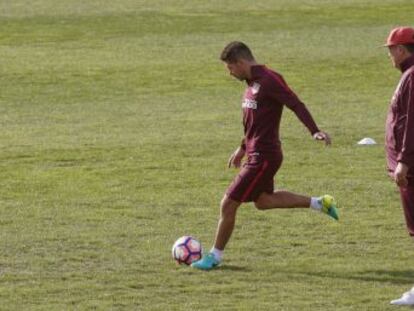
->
xmin=270 ymin=78 xmax=331 ymax=145
xmin=228 ymin=146 xmax=245 ymax=168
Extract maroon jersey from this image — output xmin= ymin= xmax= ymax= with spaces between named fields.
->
xmin=386 ymin=54 xmax=414 ymax=180
xmin=241 ymin=65 xmax=319 ymax=157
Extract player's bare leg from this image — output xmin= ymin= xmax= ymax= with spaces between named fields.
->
xmin=191 ymin=195 xmax=241 ymax=270
xmin=255 ymin=190 xmax=310 ymax=209
xmin=214 ymin=195 xmax=241 ymax=250
xmin=255 ymin=191 xmax=338 ymax=220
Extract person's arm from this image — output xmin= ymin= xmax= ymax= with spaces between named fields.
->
xmin=228 ymin=145 xmax=245 ymax=168
xmin=270 ymin=76 xmax=331 ymax=145
xmin=396 ymin=75 xmax=414 ymax=186
xmin=240 ymin=138 xmax=246 ymax=152
xmin=395 ymin=162 xmax=409 ymax=187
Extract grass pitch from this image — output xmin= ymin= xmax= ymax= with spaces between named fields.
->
xmin=1 ymin=0 xmax=414 ymax=310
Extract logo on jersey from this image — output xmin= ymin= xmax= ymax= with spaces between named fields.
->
xmin=251 ymin=82 xmax=261 ymax=95
xmin=242 ymin=98 xmax=257 ymax=109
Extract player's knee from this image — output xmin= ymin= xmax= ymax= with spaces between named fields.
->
xmin=254 ymin=194 xmax=270 ymax=210
xmin=220 ymin=196 xmax=228 ymax=208
xmin=254 ymin=201 xmax=267 ymax=210
xmin=220 ymin=197 xmax=239 ymax=218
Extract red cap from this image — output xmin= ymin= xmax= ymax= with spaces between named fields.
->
xmin=385 ymin=27 xmax=414 ymax=47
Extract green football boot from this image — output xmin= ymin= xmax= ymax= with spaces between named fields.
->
xmin=191 ymin=253 xmax=220 ymax=270
xmin=320 ymin=194 xmax=339 ymax=220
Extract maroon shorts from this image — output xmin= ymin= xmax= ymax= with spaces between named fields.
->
xmin=226 ymin=154 xmax=283 ymax=203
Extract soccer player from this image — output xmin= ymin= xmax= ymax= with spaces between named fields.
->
xmin=191 ymin=41 xmax=339 ymax=271
xmin=383 ymin=27 xmax=414 ymax=306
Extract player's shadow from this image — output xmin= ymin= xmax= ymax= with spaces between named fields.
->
xmin=303 ymin=269 xmax=414 ymax=285
xmin=356 ymin=269 xmax=414 ymax=285
xmin=219 ymin=264 xmax=251 ymax=272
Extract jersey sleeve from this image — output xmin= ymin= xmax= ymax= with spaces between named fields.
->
xmin=269 ymin=76 xmax=320 ymax=135
xmin=398 ymin=74 xmax=414 ymax=167
xmin=240 ymin=137 xmax=246 ymax=151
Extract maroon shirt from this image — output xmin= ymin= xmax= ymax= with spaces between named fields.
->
xmin=386 ymin=54 xmax=414 ymax=180
xmin=241 ymin=65 xmax=320 ymax=157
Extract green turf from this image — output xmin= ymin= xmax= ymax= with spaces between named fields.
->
xmin=1 ymin=0 xmax=414 ymax=310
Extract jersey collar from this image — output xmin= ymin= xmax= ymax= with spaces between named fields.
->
xmin=247 ymin=65 xmax=266 ymax=84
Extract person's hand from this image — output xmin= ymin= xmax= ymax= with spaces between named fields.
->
xmin=313 ymin=131 xmax=331 ymax=146
xmin=395 ymin=162 xmax=409 ymax=187
xmin=228 ymin=147 xmax=245 ymax=168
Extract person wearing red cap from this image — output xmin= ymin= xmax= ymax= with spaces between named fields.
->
xmin=384 ymin=26 xmax=414 ymax=306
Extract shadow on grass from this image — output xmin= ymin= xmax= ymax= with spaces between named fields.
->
xmin=218 ymin=264 xmax=251 ymax=272
xmin=301 ymin=269 xmax=414 ymax=285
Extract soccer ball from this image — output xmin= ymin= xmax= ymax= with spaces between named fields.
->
xmin=172 ymin=236 xmax=202 ymax=265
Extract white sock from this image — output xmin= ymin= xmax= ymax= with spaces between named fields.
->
xmin=310 ymin=197 xmax=322 ymax=211
xmin=210 ymin=247 xmax=223 ymax=262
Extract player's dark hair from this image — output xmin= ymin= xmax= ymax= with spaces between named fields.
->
xmin=403 ymin=44 xmax=414 ymax=54
xmin=220 ymin=41 xmax=255 ymax=63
